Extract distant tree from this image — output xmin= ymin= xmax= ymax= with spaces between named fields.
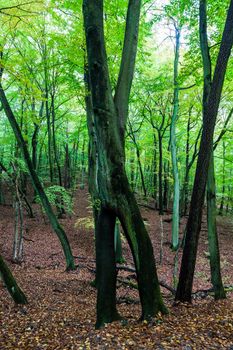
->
xmin=0 ymin=55 xmax=75 ymax=271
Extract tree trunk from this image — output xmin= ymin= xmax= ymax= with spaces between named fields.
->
xmin=182 ymin=113 xmax=191 ymax=216
xmin=152 ymin=133 xmax=157 ymax=203
xmin=64 ymin=142 xmax=71 ymax=189
xmin=114 ymin=222 xmax=124 ymax=264
xmin=207 ymin=153 xmax=226 ymax=299
xmin=0 ymin=254 xmax=27 ymax=304
xmin=135 ymin=144 xmax=147 ymax=197
xmin=219 ymin=141 xmax=226 ymax=215
xmin=158 ymin=131 xmax=163 ymax=215
xmin=51 ymin=94 xmax=63 ymax=187
xmin=176 ymin=0 xmax=233 ymax=302
xmin=170 ymin=26 xmax=180 ymax=251
xmin=95 ymin=207 xmax=120 ymax=328
xmin=83 ymin=0 xmax=167 ymax=328
xmin=0 ymin=83 xmax=75 ymax=271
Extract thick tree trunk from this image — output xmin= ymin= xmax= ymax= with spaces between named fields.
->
xmin=117 ymin=176 xmax=167 ymax=319
xmin=83 ymin=0 xmax=167 ymax=328
xmin=95 ymin=207 xmax=120 ymax=328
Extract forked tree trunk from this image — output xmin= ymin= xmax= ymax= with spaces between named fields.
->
xmin=83 ymin=0 xmax=167 ymax=328
xmin=176 ymin=0 xmax=233 ymax=302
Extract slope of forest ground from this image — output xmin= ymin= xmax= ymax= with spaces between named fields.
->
xmin=0 ymin=187 xmax=233 ymax=349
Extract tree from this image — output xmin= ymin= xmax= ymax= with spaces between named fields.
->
xmin=0 ymin=254 xmax=27 ymax=304
xmin=199 ymin=0 xmax=225 ymax=300
xmin=176 ymin=0 xmax=233 ymax=302
xmin=0 ymin=57 xmax=75 ymax=271
xmin=83 ymin=0 xmax=167 ymax=328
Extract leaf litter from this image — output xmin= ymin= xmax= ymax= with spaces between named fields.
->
xmin=0 ymin=188 xmax=233 ymax=349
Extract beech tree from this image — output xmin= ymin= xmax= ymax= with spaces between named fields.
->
xmin=176 ymin=0 xmax=233 ymax=302
xmin=199 ymin=0 xmax=225 ymax=299
xmin=83 ymin=0 xmax=167 ymax=328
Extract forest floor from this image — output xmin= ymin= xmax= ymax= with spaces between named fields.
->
xmin=0 ymin=187 xmax=233 ymax=349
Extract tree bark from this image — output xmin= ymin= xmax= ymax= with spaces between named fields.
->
xmin=170 ymin=25 xmax=180 ymax=251
xmin=176 ymin=0 xmax=233 ymax=302
xmin=83 ymin=0 xmax=167 ymax=328
xmin=0 ymin=83 xmax=75 ymax=271
xmin=0 ymin=254 xmax=27 ymax=304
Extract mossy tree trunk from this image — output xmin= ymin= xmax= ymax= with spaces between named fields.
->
xmin=0 ymin=81 xmax=75 ymax=271
xmin=83 ymin=0 xmax=167 ymax=328
xmin=175 ymin=0 xmax=233 ymax=302
xmin=0 ymin=254 xmax=27 ymax=304
xmin=199 ymin=0 xmax=225 ymax=300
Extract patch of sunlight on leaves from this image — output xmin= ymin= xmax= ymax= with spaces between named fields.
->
xmin=75 ymin=217 xmax=94 ymax=230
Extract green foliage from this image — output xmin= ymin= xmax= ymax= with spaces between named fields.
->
xmin=75 ymin=217 xmax=94 ymax=230
xmin=36 ymin=185 xmax=73 ymax=215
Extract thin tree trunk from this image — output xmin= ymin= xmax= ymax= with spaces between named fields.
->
xmin=114 ymin=222 xmax=124 ymax=264
xmin=158 ymin=131 xmax=163 ymax=215
xmin=152 ymin=133 xmax=157 ymax=203
xmin=0 ymin=254 xmax=27 ymax=304
xmin=207 ymin=153 xmax=226 ymax=299
xmin=182 ymin=113 xmax=191 ymax=216
xmin=135 ymin=144 xmax=147 ymax=197
xmin=219 ymin=141 xmax=226 ymax=215
xmin=170 ymin=25 xmax=180 ymax=251
xmin=51 ymin=94 xmax=62 ymax=186
xmin=0 ymin=83 xmax=75 ymax=271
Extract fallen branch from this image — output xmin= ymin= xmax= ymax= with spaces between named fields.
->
xmin=117 ymin=296 xmax=139 ymax=305
xmin=24 ymin=237 xmax=35 ymax=242
xmin=193 ymin=285 xmax=233 ymax=298
xmin=117 ymin=265 xmax=176 ymax=294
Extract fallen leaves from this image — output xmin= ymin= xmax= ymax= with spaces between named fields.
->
xmin=0 ymin=189 xmax=233 ymax=349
